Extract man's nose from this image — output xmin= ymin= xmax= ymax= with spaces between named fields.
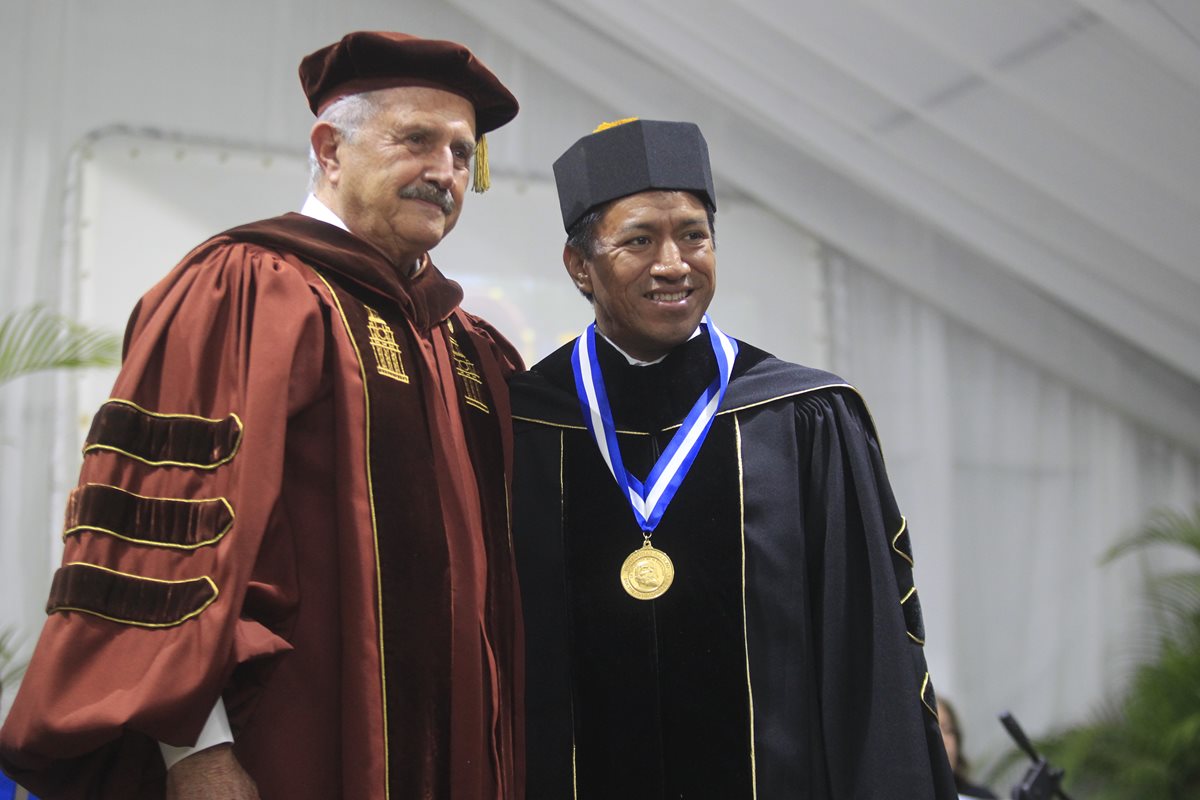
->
xmin=652 ymin=240 xmax=689 ymax=278
xmin=422 ymin=147 xmax=456 ymax=189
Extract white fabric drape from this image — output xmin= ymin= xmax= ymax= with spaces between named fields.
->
xmin=827 ymin=251 xmax=1200 ymax=767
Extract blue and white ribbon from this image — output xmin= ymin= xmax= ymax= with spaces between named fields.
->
xmin=571 ymin=314 xmax=738 ymax=533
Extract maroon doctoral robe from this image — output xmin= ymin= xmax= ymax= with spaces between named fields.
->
xmin=0 ymin=214 xmax=525 ymax=800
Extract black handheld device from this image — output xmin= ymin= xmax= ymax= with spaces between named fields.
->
xmin=999 ymin=711 xmax=1074 ymax=800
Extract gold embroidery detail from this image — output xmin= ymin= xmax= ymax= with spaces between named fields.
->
xmin=891 ymin=516 xmax=914 ymax=567
xmin=562 ymin=428 xmax=579 ymax=799
xmin=735 ymin=414 xmax=759 ymax=797
xmin=313 ymin=274 xmax=391 ymax=797
xmin=658 ymin=382 xmax=856 ymax=430
xmin=365 ymin=305 xmax=409 ymax=383
xmin=901 ymin=586 xmax=926 ymax=646
xmin=512 ymin=414 xmax=648 ymax=435
xmin=920 ymin=672 xmax=937 ymax=717
xmin=447 ymin=322 xmax=489 ymax=413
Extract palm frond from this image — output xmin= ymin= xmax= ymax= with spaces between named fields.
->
xmin=1104 ymin=508 xmax=1200 ymax=565
xmin=0 ymin=627 xmax=26 ymax=689
xmin=0 ymin=305 xmax=121 ymax=386
xmin=1026 ymin=506 xmax=1200 ymax=798
xmin=1144 ymin=572 xmax=1200 ymax=629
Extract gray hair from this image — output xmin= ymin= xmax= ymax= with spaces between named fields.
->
xmin=307 ymin=91 xmax=384 ymax=190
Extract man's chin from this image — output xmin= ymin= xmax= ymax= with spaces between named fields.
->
xmin=403 ymin=222 xmax=455 ymax=254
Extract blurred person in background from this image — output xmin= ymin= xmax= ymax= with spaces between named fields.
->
xmin=939 ymin=697 xmax=999 ymax=799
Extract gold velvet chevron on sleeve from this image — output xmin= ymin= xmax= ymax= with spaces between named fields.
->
xmin=889 ymin=515 xmax=938 ymax=719
xmin=63 ymin=483 xmax=234 ymax=550
xmin=83 ymin=398 xmax=243 ymax=468
xmin=901 ymin=587 xmax=927 ymax=646
xmin=920 ymin=672 xmax=939 ymax=717
xmin=46 ymin=562 xmax=219 ymax=628
xmin=62 ymin=400 xmax=244 ymax=626
xmin=891 ymin=516 xmax=915 ymax=567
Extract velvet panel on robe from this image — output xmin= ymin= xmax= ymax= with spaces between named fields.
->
xmin=0 ymin=214 xmax=525 ymax=800
xmin=510 ymin=333 xmax=957 ymax=799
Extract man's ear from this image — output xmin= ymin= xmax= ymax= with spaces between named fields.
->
xmin=310 ymin=121 xmax=342 ymax=187
xmin=563 ymin=245 xmax=592 ymax=295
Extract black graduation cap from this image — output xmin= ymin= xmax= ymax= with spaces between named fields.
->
xmin=552 ymin=118 xmax=716 ymax=231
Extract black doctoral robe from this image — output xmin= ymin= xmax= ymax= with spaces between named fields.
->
xmin=510 ymin=331 xmax=957 ymax=799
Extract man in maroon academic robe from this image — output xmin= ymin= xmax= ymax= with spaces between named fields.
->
xmin=1 ymin=31 xmax=525 ymax=800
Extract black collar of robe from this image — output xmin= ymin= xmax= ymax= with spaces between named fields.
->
xmin=510 ymin=326 xmax=851 ymax=428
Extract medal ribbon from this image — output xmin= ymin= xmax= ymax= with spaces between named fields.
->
xmin=571 ymin=315 xmax=738 ymax=533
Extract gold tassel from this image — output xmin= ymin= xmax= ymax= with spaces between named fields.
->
xmin=593 ymin=117 xmax=639 ymax=133
xmin=472 ymin=133 xmax=490 ymax=194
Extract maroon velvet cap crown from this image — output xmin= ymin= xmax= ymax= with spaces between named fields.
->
xmin=299 ymin=31 xmax=519 ymax=134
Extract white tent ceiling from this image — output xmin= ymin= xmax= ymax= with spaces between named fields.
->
xmin=451 ymin=0 xmax=1200 ymax=446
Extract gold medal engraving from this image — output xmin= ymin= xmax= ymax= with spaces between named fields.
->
xmin=620 ymin=542 xmax=675 ymax=600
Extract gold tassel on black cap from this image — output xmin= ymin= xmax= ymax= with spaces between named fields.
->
xmin=592 ymin=117 xmax=639 ymax=133
xmin=472 ymin=134 xmax=490 ymax=193
xmin=552 ymin=118 xmax=716 ymax=231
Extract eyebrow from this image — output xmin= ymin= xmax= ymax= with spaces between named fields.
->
xmin=393 ymin=123 xmax=476 ymax=156
xmin=614 ymin=216 xmax=708 ymax=235
xmin=453 ymin=137 xmax=477 ymax=157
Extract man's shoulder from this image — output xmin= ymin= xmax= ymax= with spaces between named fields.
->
xmin=510 ymin=341 xmax=579 ymax=426
xmin=172 ymin=211 xmax=374 ymax=266
xmin=167 ymin=213 xmax=400 ymax=298
xmin=209 ymin=212 xmax=342 ymax=260
xmin=131 ymin=215 xmax=340 ymax=325
xmin=722 ymin=340 xmax=855 ymax=412
xmin=521 ymin=340 xmax=575 ymax=380
xmin=170 ymin=213 xmax=323 ymax=269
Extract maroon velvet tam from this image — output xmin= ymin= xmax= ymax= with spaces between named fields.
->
xmin=299 ymin=30 xmax=519 ymax=134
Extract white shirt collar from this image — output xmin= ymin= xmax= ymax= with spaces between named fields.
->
xmin=300 ymin=193 xmax=348 ymax=231
xmin=597 ymin=327 xmax=702 ymax=366
xmin=299 ymin=194 xmax=424 ymax=276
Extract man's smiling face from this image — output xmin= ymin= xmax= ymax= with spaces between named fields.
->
xmin=568 ymin=190 xmax=716 ymax=362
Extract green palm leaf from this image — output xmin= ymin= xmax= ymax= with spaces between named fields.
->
xmin=1103 ymin=508 xmax=1200 ymax=566
xmin=0 ymin=628 xmax=25 ymax=690
xmin=0 ymin=305 xmax=121 ymax=386
xmin=1030 ymin=506 xmax=1200 ymax=798
xmin=0 ymin=306 xmax=120 ymax=693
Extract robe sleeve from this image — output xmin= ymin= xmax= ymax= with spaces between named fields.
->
xmin=796 ymin=388 xmax=959 ymax=799
xmin=0 ymin=240 xmax=329 ymax=798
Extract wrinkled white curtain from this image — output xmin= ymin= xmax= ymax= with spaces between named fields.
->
xmin=826 ymin=251 xmax=1200 ymax=768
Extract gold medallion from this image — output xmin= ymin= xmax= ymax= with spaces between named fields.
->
xmin=620 ymin=542 xmax=675 ymax=600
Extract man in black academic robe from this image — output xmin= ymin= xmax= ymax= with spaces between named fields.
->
xmin=510 ymin=119 xmax=958 ymax=798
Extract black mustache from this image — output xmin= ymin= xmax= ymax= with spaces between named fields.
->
xmin=399 ymin=184 xmax=456 ymax=215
